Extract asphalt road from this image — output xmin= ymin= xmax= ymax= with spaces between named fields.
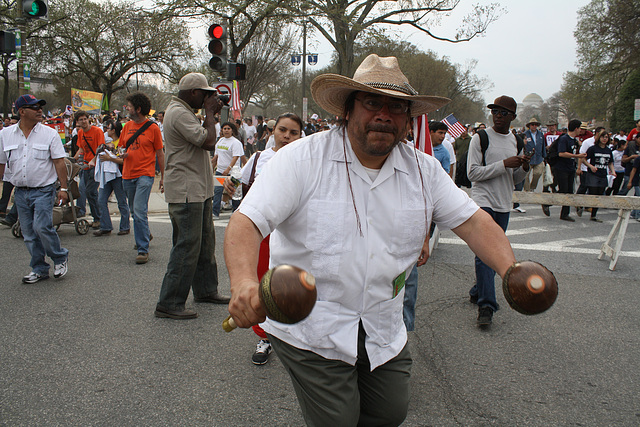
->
xmin=0 ymin=203 xmax=639 ymax=426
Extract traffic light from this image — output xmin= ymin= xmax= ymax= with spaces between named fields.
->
xmin=227 ymin=62 xmax=246 ymax=81
xmin=0 ymin=31 xmax=16 ymax=54
xmin=23 ymin=0 xmax=48 ymax=19
xmin=208 ymin=24 xmax=227 ymax=73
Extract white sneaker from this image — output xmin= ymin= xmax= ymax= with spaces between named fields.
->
xmin=22 ymin=271 xmax=49 ymax=284
xmin=513 ymin=207 xmax=526 ymax=213
xmin=54 ymin=260 xmax=68 ymax=279
xmin=251 ymin=339 xmax=272 ymax=365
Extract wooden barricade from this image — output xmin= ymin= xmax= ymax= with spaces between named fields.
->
xmin=512 ymin=192 xmax=640 ymax=271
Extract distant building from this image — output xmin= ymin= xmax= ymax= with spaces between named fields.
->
xmin=518 ymin=93 xmax=544 ymax=111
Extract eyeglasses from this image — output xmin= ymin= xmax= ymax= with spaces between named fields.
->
xmin=356 ymin=96 xmax=409 ymax=115
xmin=491 ymin=109 xmax=512 ymax=117
xmin=22 ymin=104 xmax=43 ymax=111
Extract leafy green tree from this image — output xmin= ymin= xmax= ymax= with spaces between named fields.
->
xmin=27 ymin=0 xmax=195 ymax=109
xmin=562 ymin=0 xmax=640 ymax=121
xmin=611 ymin=69 xmax=640 ymax=132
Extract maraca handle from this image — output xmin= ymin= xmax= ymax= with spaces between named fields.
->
xmin=222 ymin=315 xmax=237 ymax=332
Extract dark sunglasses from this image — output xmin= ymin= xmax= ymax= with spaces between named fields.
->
xmin=22 ymin=104 xmax=43 ymax=111
xmin=491 ymin=109 xmax=512 ymax=117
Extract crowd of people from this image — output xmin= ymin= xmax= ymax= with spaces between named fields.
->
xmin=449 ymin=118 xmax=640 ymax=222
xmin=1 ymin=57 xmax=639 ymax=426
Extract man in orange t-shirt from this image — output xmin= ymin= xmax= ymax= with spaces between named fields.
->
xmin=74 ymin=110 xmax=105 ymax=226
xmin=121 ymin=92 xmax=164 ymax=265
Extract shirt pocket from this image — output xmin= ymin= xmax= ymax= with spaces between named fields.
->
xmin=390 ymin=208 xmax=428 ymax=260
xmin=3 ymin=144 xmax=18 ymax=169
xmin=306 ymin=199 xmax=352 ymax=279
xmin=278 ymin=300 xmax=341 ymax=349
xmin=32 ymin=144 xmax=50 ymax=160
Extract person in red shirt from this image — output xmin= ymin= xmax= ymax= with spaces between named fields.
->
xmin=73 ymin=110 xmax=105 ymax=227
xmin=626 ymin=119 xmax=640 ymax=142
xmin=120 ymin=92 xmax=164 ymax=265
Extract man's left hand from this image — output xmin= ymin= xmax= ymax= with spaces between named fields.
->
xmin=158 ymin=178 xmax=164 ymax=194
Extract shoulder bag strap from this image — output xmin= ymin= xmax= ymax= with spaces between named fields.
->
xmin=242 ymin=151 xmax=262 ymax=196
xmin=125 ymin=120 xmax=154 ymax=150
xmin=82 ymin=134 xmax=96 ymax=156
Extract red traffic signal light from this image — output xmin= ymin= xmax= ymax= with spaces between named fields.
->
xmin=208 ymin=24 xmax=227 ymax=73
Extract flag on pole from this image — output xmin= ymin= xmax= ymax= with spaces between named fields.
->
xmin=230 ymin=80 xmax=242 ymax=120
xmin=442 ymin=114 xmax=467 ymax=138
xmin=412 ymin=114 xmax=433 ymax=155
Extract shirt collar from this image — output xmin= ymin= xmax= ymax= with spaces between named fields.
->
xmin=329 ymin=127 xmax=410 ymax=180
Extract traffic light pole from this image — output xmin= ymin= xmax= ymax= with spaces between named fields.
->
xmin=16 ymin=0 xmax=27 ymax=96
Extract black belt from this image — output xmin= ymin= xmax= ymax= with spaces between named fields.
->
xmin=16 ymin=183 xmax=55 ymax=191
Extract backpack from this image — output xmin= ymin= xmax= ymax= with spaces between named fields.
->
xmin=546 ymin=137 xmax=561 ymax=167
xmin=477 ymin=129 xmax=524 ymax=166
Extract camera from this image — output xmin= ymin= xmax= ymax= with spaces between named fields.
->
xmin=218 ymin=94 xmax=230 ymax=105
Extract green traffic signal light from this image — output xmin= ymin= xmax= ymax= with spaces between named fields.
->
xmin=23 ymin=0 xmax=48 ymax=18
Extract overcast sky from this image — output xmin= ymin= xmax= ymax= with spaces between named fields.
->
xmin=301 ymin=0 xmax=591 ymax=106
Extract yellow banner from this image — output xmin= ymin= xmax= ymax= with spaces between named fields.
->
xmin=71 ymin=88 xmax=103 ymax=114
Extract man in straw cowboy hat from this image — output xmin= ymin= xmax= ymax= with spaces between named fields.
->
xmin=224 ymin=54 xmax=522 ymax=425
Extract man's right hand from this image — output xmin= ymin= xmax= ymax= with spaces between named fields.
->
xmin=204 ymin=91 xmax=223 ymax=115
xmin=228 ymin=278 xmax=266 ymax=328
xmin=503 ymin=156 xmax=523 ymax=169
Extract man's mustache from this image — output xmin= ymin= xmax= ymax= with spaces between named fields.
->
xmin=366 ymin=124 xmax=397 ymax=133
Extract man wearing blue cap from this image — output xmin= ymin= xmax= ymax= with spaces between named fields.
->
xmin=0 ymin=94 xmax=70 ymax=283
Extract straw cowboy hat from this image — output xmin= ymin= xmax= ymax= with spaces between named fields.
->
xmin=526 ymin=117 xmax=541 ymax=127
xmin=311 ymin=54 xmax=450 ymax=117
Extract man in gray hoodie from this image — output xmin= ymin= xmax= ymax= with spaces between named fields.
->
xmin=467 ymin=95 xmax=531 ymax=327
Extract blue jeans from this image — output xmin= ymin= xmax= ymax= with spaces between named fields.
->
xmin=212 ymin=172 xmax=224 ymax=217
xmin=618 ymin=175 xmax=631 ymax=196
xmin=631 ymin=185 xmax=640 ymax=219
xmin=78 ymin=167 xmax=100 ymax=222
xmin=157 ymin=198 xmax=219 ymax=310
xmin=14 ymin=184 xmax=69 ymax=275
xmin=123 ymin=175 xmax=153 ymax=254
xmin=402 ymin=264 xmax=419 ymax=331
xmin=469 ymin=207 xmax=509 ymax=312
xmin=97 ymin=177 xmax=130 ymax=232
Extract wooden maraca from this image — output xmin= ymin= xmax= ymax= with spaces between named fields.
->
xmin=223 ymin=265 xmax=317 ymax=332
xmin=502 ymin=261 xmax=558 ymax=315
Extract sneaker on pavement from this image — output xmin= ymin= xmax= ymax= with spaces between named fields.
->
xmin=560 ymin=216 xmax=575 ymax=222
xmin=590 ymin=217 xmax=603 ymax=223
xmin=136 ymin=253 xmax=149 ymax=264
xmin=54 ymin=260 xmax=68 ymax=279
xmin=512 ymin=206 xmax=526 ymax=213
xmin=22 ymin=271 xmax=49 ymax=284
xmin=252 ymin=339 xmax=272 ymax=365
xmin=477 ymin=307 xmax=493 ymax=327
xmin=91 ymin=221 xmax=101 ymax=229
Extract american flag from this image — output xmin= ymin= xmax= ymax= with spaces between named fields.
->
xmin=412 ymin=114 xmax=433 ymax=155
xmin=231 ymin=80 xmax=242 ymax=120
xmin=442 ymin=114 xmax=467 ymax=138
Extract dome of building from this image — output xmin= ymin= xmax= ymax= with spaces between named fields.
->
xmin=522 ymin=93 xmax=544 ymax=108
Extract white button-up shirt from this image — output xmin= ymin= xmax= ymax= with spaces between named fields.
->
xmin=239 ymin=128 xmax=478 ymax=369
xmin=0 ymin=122 xmax=66 ymax=188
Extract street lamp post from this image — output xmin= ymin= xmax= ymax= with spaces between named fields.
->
xmin=291 ymin=19 xmax=317 ymax=121
xmin=301 ymin=20 xmax=307 ymax=120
